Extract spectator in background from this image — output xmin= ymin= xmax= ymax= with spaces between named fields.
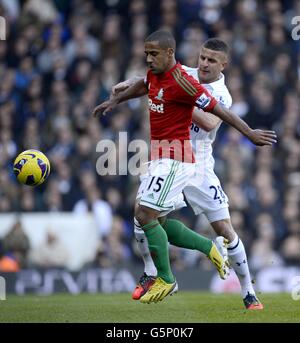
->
xmin=106 ymin=215 xmax=132 ymax=265
xmin=65 ymin=23 xmax=100 ymax=65
xmin=249 ymin=213 xmax=284 ymax=271
xmin=94 ymin=215 xmax=132 ymax=268
xmin=43 ymin=179 xmax=64 ymax=212
xmin=281 ymin=235 xmax=300 ymax=265
xmin=22 ymin=117 xmax=42 ymax=151
xmin=29 ymin=229 xmax=69 ymax=268
xmin=22 ymin=0 xmax=58 ymax=23
xmin=0 ymin=220 xmax=30 ymax=271
xmin=73 ymin=169 xmax=113 ymax=240
xmin=19 ymin=186 xmax=38 ymax=212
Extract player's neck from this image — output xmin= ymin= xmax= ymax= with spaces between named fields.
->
xmin=198 ymin=72 xmax=222 ymax=84
xmin=165 ymin=59 xmax=177 ymax=73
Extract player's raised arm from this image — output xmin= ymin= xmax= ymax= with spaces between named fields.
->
xmin=173 ymin=68 xmax=277 ymax=146
xmin=112 ymin=76 xmax=144 ymax=96
xmin=93 ymin=78 xmax=147 ymax=117
xmin=210 ymin=103 xmax=277 ymax=146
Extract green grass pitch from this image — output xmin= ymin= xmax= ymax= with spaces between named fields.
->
xmin=0 ymin=292 xmax=299 ymax=323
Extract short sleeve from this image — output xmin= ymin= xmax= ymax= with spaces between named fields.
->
xmin=172 ymin=67 xmax=217 ymax=112
xmin=206 ymin=84 xmax=232 ymax=109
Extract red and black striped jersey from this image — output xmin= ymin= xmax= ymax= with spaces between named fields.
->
xmin=145 ymin=62 xmax=217 ymax=162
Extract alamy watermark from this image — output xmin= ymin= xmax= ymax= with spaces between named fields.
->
xmin=0 ymin=276 xmax=6 ymax=300
xmin=0 ymin=16 xmax=6 ymax=40
xmin=95 ymin=132 xmax=206 ymax=179
xmin=291 ymin=16 xmax=300 ymax=40
xmin=291 ymin=276 xmax=300 ymax=300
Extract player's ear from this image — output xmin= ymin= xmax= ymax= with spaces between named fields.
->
xmin=221 ymin=61 xmax=227 ymax=71
xmin=220 ymin=54 xmax=228 ymax=71
xmin=167 ymin=48 xmax=174 ymax=57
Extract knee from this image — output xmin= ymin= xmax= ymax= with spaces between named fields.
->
xmin=158 ymin=216 xmax=167 ymax=227
xmin=135 ymin=205 xmax=158 ymax=227
xmin=211 ymin=219 xmax=236 ymax=242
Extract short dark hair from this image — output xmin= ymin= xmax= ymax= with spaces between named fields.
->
xmin=145 ymin=30 xmax=176 ymax=50
xmin=202 ymin=38 xmax=229 ymax=55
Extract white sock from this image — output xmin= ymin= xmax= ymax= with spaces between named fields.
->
xmin=134 ymin=217 xmax=157 ymax=277
xmin=227 ymin=234 xmax=255 ymax=298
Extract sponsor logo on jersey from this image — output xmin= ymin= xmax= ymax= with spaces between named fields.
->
xmin=196 ymin=93 xmax=211 ymax=109
xmin=148 ymin=98 xmax=164 ymax=113
xmin=155 ymin=88 xmax=164 ymax=101
xmin=217 ymin=95 xmax=226 ymax=107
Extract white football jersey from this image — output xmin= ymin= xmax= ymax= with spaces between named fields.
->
xmin=183 ymin=66 xmax=232 ymax=167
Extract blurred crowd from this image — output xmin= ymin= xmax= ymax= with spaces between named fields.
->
xmin=0 ymin=0 xmax=299 ymax=272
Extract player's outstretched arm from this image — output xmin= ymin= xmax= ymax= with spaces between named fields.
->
xmin=192 ymin=107 xmax=221 ymax=132
xmin=211 ymin=103 xmax=277 ymax=146
xmin=93 ymin=79 xmax=147 ymax=117
xmin=112 ymin=76 xmax=144 ymax=96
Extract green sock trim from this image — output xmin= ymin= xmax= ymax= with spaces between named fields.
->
xmin=162 ymin=219 xmax=212 ymax=255
xmin=142 ymin=220 xmax=175 ymax=283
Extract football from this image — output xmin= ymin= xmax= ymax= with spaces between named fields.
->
xmin=13 ymin=149 xmax=51 ymax=186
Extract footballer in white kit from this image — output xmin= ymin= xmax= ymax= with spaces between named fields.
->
xmin=181 ymin=66 xmax=232 ymax=223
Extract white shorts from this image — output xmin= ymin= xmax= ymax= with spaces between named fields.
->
xmin=137 ymin=160 xmax=229 ymax=222
xmin=137 ymin=158 xmax=195 ymax=216
xmin=183 ymin=164 xmax=229 ymax=222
